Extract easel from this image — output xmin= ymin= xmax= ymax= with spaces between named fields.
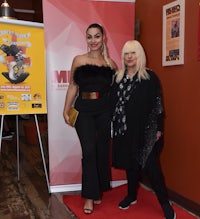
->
xmin=0 ymin=114 xmax=50 ymax=193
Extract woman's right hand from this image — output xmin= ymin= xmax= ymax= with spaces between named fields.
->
xmin=63 ymin=111 xmax=70 ymax=125
xmin=63 ymin=57 xmax=79 ymax=125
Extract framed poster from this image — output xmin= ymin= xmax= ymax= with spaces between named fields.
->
xmin=0 ymin=18 xmax=46 ymax=115
xmin=162 ymin=0 xmax=185 ymax=66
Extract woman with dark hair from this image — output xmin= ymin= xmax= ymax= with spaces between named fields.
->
xmin=111 ymin=40 xmax=176 ymax=219
xmin=63 ymin=23 xmax=117 ymax=214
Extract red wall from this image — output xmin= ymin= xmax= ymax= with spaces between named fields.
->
xmin=135 ymin=0 xmax=200 ymax=204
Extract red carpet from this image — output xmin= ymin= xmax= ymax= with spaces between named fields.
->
xmin=63 ymin=184 xmax=197 ymax=219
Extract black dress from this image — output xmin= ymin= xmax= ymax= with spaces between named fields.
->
xmin=111 ymin=70 xmax=164 ymax=169
xmin=111 ymin=70 xmax=171 ymax=206
xmin=73 ymin=64 xmax=115 ymax=200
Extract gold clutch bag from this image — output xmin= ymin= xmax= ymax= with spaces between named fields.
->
xmin=68 ymin=107 xmax=79 ymax=127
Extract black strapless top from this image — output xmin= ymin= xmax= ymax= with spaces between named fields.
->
xmin=73 ymin=64 xmax=115 ymax=112
xmin=74 ymin=64 xmax=115 ymax=92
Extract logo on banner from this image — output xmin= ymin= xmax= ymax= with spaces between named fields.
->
xmin=32 ymin=103 xmax=42 ymax=108
xmin=51 ymin=70 xmax=71 ymax=90
xmin=0 ymin=102 xmax=4 ymax=108
xmin=7 ymin=102 xmax=19 ymax=111
xmin=0 ymin=30 xmax=31 ymax=84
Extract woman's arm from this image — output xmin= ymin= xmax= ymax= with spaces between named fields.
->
xmin=63 ymin=57 xmax=79 ymax=125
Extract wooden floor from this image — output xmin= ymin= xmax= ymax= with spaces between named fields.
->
xmin=0 ymin=117 xmax=78 ymax=219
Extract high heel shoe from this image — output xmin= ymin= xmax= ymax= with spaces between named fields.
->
xmin=94 ymin=200 xmax=101 ymax=204
xmin=94 ymin=193 xmax=102 ymax=204
xmin=84 ymin=199 xmax=93 ymax=214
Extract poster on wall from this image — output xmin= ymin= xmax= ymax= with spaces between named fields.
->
xmin=162 ymin=0 xmax=185 ymax=66
xmin=0 ymin=19 xmax=46 ymax=115
xmin=43 ymin=0 xmax=135 ymax=193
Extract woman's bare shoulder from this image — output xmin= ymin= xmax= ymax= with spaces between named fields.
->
xmin=73 ymin=53 xmax=88 ymax=65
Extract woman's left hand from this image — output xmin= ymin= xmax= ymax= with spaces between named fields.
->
xmin=156 ymin=131 xmax=162 ymax=141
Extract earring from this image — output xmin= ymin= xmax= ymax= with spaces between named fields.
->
xmin=101 ymin=42 xmax=105 ymax=51
xmin=102 ymin=42 xmax=105 ymax=56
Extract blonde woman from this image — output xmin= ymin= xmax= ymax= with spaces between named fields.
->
xmin=111 ymin=40 xmax=175 ymax=219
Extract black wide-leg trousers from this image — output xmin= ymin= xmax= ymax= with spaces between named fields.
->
xmin=75 ymin=110 xmax=111 ymax=200
xmin=126 ymin=140 xmax=169 ymax=205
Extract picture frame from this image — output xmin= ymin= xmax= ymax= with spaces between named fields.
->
xmin=162 ymin=0 xmax=185 ymax=66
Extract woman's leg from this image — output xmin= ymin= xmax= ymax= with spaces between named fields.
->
xmin=126 ymin=168 xmax=139 ymax=200
xmin=96 ymin=110 xmax=111 ymax=193
xmin=144 ymin=141 xmax=169 ymax=205
xmin=118 ymin=168 xmax=139 ymax=209
xmin=144 ymin=140 xmax=175 ymax=219
xmin=75 ymin=112 xmax=100 ymax=200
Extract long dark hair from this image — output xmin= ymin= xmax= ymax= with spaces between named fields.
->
xmin=86 ymin=23 xmax=104 ymax=35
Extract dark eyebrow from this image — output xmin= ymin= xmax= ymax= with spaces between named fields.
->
xmin=87 ymin=33 xmax=101 ymax=37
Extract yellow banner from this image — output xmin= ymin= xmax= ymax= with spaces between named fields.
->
xmin=0 ymin=19 xmax=46 ymax=115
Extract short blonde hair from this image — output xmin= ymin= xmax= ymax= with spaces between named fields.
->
xmin=116 ymin=40 xmax=149 ymax=83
